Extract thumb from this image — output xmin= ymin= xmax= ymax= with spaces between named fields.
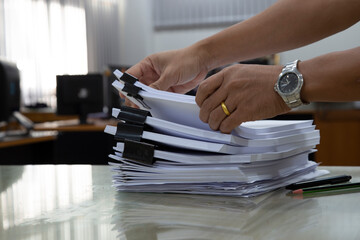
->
xmin=149 ymin=74 xmax=173 ymax=91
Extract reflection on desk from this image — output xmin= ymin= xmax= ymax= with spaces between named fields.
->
xmin=112 ymin=191 xmax=320 ymax=240
xmin=0 ymin=165 xmax=359 ymax=240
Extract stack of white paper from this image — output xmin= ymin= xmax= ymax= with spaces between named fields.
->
xmin=105 ymin=70 xmax=328 ymax=197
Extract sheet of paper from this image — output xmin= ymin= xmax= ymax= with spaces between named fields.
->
xmin=109 ymin=152 xmax=311 ymax=183
xmin=110 ymin=163 xmax=328 ymax=197
xmin=105 ymin=125 xmax=319 ymax=154
xmin=113 ymin=142 xmax=316 ymax=164
xmin=112 ymin=108 xmax=318 ymax=146
xmin=113 ymin=80 xmax=209 ymax=130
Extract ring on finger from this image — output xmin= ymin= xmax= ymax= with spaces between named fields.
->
xmin=221 ymin=102 xmax=231 ymax=116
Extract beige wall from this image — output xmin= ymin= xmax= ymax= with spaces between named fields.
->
xmin=118 ymin=0 xmax=360 ymax=66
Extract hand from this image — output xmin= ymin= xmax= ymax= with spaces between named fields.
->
xmin=120 ymin=46 xmax=209 ymax=107
xmin=195 ymin=64 xmax=291 ymax=133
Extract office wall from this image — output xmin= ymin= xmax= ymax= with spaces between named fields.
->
xmin=85 ymin=1 xmax=122 ymax=72
xmin=118 ymin=1 xmax=360 ymax=66
xmin=279 ymin=22 xmax=360 ymax=64
xmin=153 ymin=23 xmax=360 ymax=65
xmin=117 ymin=0 xmax=154 ymax=66
xmin=153 ymin=27 xmax=224 ymax=53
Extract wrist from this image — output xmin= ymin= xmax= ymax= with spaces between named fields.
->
xmin=297 ymin=60 xmax=317 ymax=104
xmin=298 ymin=48 xmax=360 ymax=103
xmin=191 ymin=39 xmax=219 ymax=72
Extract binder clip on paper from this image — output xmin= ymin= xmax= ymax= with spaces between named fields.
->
xmin=120 ymin=72 xmax=138 ymax=84
xmin=114 ymin=105 xmax=150 ymax=125
xmin=111 ymin=116 xmax=156 ymax=166
xmin=121 ymin=83 xmax=151 ymax=109
xmin=114 ymin=71 xmax=151 ymax=110
xmin=122 ymin=139 xmax=155 ymax=165
xmin=115 ymin=122 xmax=144 ymax=142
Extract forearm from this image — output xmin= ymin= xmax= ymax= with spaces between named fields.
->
xmin=300 ymin=47 xmax=360 ymax=102
xmin=194 ymin=0 xmax=360 ymax=70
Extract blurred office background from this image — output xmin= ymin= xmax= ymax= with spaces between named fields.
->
xmin=0 ymin=0 xmax=360 ymax=165
xmin=0 ymin=3 xmax=359 ymax=236
xmin=1 ymin=0 xmax=360 ymax=109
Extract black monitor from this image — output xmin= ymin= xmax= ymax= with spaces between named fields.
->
xmin=0 ymin=60 xmax=33 ymax=137
xmin=56 ymin=74 xmax=104 ymax=124
xmin=0 ymin=60 xmax=21 ymax=123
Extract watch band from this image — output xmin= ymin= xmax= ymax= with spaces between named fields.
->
xmin=284 ymin=92 xmax=303 ymax=109
xmin=282 ymin=60 xmax=298 ymax=72
xmin=283 ymin=60 xmax=304 ymax=108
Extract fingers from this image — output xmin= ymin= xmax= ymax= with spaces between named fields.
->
xmin=195 ymin=73 xmax=224 ymax=107
xmin=119 ymin=92 xmax=126 ymax=99
xmin=205 ymin=98 xmax=239 ymax=132
xmin=196 ymin=71 xmax=237 ymax=130
xmin=195 ymin=67 xmax=243 ymax=133
xmin=203 ymin=100 xmax=243 ymax=133
xmin=207 ymin=103 xmax=229 ymax=131
xmin=219 ymin=108 xmax=243 ymax=134
xmin=198 ymin=88 xmax=228 ymax=124
xmin=119 ymin=58 xmax=154 ymax=108
xmin=171 ymin=70 xmax=208 ymax=94
xmin=126 ymin=62 xmax=144 ymax=79
xmin=126 ymin=57 xmax=161 ymax=86
xmin=125 ymin=98 xmax=139 ymax=109
xmin=121 ymin=94 xmax=139 ymax=108
xmin=149 ymin=74 xmax=171 ymax=91
xmin=119 ymin=92 xmax=139 ymax=109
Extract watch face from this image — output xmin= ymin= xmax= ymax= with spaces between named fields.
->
xmin=278 ymin=73 xmax=299 ymax=93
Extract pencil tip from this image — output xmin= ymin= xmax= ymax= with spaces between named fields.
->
xmin=292 ymin=189 xmax=303 ymax=194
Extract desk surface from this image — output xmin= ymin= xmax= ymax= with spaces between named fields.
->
xmin=0 ymin=131 xmax=57 ymax=148
xmin=0 ymin=165 xmax=359 ymax=240
xmin=33 ymin=119 xmax=116 ymax=132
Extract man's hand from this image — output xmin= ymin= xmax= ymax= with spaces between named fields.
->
xmin=120 ymin=45 xmax=210 ymax=107
xmin=195 ymin=64 xmax=290 ymax=133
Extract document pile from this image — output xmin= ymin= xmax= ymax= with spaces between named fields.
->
xmin=104 ymin=70 xmax=328 ymax=197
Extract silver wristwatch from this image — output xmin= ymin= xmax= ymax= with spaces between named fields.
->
xmin=274 ymin=60 xmax=306 ymax=109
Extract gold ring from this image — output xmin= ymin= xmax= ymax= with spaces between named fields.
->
xmin=221 ymin=102 xmax=231 ymax=116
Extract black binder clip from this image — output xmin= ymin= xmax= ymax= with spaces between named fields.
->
xmin=115 ymin=122 xmax=144 ymax=142
xmin=116 ymin=105 xmax=150 ymax=125
xmin=122 ymin=82 xmax=142 ymax=99
xmin=122 ymin=83 xmax=151 ymax=109
xmin=122 ymin=139 xmax=155 ymax=165
xmin=120 ymin=72 xmax=138 ymax=84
